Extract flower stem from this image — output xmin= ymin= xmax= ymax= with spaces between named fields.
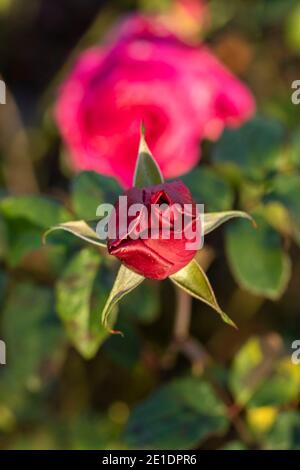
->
xmin=173 ymin=287 xmax=192 ymax=342
xmin=173 ymin=246 xmax=215 ymax=342
xmin=162 ymin=247 xmax=215 ymax=369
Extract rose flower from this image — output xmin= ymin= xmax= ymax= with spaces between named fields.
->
xmin=55 ymin=14 xmax=255 ymax=187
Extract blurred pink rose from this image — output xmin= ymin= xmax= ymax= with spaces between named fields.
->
xmin=55 ymin=14 xmax=255 ymax=187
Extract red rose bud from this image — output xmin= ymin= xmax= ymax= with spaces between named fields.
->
xmin=107 ymin=181 xmax=202 ymax=280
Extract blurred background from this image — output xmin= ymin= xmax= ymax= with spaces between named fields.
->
xmin=1 ymin=0 xmax=300 ymax=450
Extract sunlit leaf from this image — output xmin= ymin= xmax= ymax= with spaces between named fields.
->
xmin=225 ymin=215 xmax=291 ymax=299
xmin=44 ymin=220 xmax=107 ymax=248
xmin=285 ymin=3 xmax=300 ymax=52
xmin=264 ymin=174 xmax=300 ymax=245
xmin=170 ymin=259 xmax=236 ymax=328
xmin=125 ymin=377 xmax=229 ymax=450
xmin=229 ymin=335 xmax=282 ymax=406
xmin=262 ymin=202 xmax=293 ymax=239
xmin=204 ymin=210 xmax=254 ymax=236
xmin=0 ymin=215 xmax=8 ymax=261
xmin=247 ymin=406 xmax=278 ymax=435
xmin=101 ymin=265 xmax=144 ymax=332
xmin=221 ymin=441 xmax=248 ymax=450
xmin=249 ymin=358 xmax=300 ymax=408
xmin=133 ymin=132 xmax=163 ymax=188
xmin=56 ymin=248 xmax=108 ymax=359
xmin=229 ymin=335 xmax=300 ymax=408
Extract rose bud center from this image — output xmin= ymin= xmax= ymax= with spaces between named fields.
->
xmin=107 ymin=181 xmax=201 ymax=280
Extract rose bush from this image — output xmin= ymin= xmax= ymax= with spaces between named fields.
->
xmin=107 ymin=181 xmax=199 ymax=280
xmin=55 ymin=14 xmax=255 ymax=187
xmin=46 ymin=131 xmax=252 ymax=331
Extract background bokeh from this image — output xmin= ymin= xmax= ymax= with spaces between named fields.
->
xmin=1 ymin=0 xmax=300 ymax=450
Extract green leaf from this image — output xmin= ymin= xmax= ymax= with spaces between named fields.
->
xmin=124 ymin=377 xmax=229 ymax=450
xmin=72 ymin=171 xmax=121 ymax=219
xmin=181 ymin=167 xmax=234 ymax=211
xmin=8 ymin=230 xmax=42 ymax=267
xmin=0 ymin=195 xmax=71 ymax=229
xmin=229 ymin=336 xmax=300 ymax=408
xmin=0 ymin=283 xmax=64 ymax=409
xmin=213 ymin=117 xmax=285 ymax=180
xmin=2 ymin=220 xmax=45 ymax=268
xmin=68 ymin=415 xmax=122 ymax=450
xmin=264 ymin=174 xmax=300 ymax=245
xmin=264 ymin=412 xmax=300 ymax=450
xmin=133 ymin=133 xmax=163 ymax=188
xmin=225 ymin=215 xmax=291 ymax=299
xmin=229 ymin=336 xmax=279 ymax=406
xmin=290 ymin=129 xmax=300 ymax=167
xmin=249 ymin=358 xmax=300 ymax=408
xmin=0 ymin=215 xmax=8 ymax=261
xmin=0 ymin=196 xmax=73 ymax=265
xmin=44 ymin=220 xmax=107 ymax=248
xmin=101 ymin=265 xmax=144 ymax=332
xmin=221 ymin=441 xmax=248 ymax=450
xmin=56 ymin=248 xmax=108 ymax=359
xmin=3 ymin=218 xmax=73 ymax=269
xmin=204 ymin=211 xmax=254 ymax=236
xmin=170 ymin=259 xmax=236 ymax=328
xmin=285 ymin=3 xmax=300 ymax=52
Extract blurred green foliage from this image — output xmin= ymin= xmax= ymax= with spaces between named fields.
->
xmin=125 ymin=377 xmax=229 ymax=449
xmin=0 ymin=0 xmax=300 ymax=451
